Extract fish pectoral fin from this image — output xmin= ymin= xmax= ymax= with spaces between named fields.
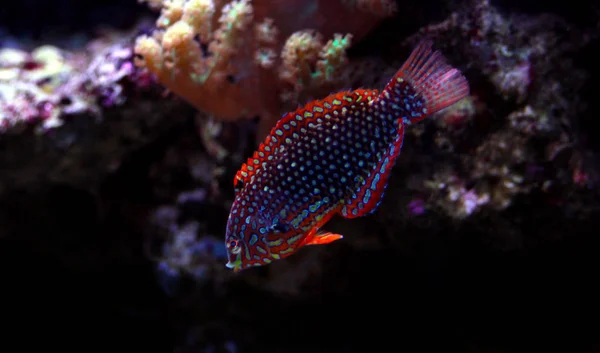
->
xmin=303 ymin=229 xmax=344 ymax=246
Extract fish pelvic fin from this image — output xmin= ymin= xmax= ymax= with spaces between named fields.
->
xmin=300 ymin=228 xmax=344 ymax=247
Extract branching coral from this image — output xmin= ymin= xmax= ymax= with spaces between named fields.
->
xmin=134 ymin=0 xmax=259 ymax=120
xmin=278 ymin=30 xmax=353 ymax=103
xmin=134 ymin=0 xmax=395 ymax=140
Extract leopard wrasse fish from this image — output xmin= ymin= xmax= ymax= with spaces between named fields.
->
xmin=224 ymin=40 xmax=469 ymax=272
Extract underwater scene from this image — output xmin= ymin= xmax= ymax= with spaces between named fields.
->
xmin=1 ymin=0 xmax=599 ymax=352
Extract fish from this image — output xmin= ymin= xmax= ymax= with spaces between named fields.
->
xmin=224 ymin=40 xmax=470 ymax=272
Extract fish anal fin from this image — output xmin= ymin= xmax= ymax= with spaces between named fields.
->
xmin=341 ymin=124 xmax=405 ymax=219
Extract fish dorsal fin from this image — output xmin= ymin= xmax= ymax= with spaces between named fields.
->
xmin=233 ymin=89 xmax=379 ymax=191
xmin=341 ymin=122 xmax=405 ymax=219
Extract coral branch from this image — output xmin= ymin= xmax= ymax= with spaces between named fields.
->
xmin=134 ymin=0 xmax=394 ymax=140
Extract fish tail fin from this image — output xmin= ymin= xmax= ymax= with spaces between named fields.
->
xmin=381 ymin=40 xmax=470 ymax=125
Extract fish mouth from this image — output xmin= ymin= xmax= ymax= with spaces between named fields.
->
xmin=226 ymin=259 xmax=242 ymax=272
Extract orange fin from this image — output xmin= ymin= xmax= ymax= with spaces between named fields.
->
xmin=305 ymin=231 xmax=344 ymax=246
xmin=301 ymin=228 xmax=344 ymax=247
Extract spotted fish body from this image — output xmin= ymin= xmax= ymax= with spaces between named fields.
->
xmin=225 ymin=40 xmax=470 ymax=272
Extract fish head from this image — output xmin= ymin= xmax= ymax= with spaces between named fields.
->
xmin=223 ymin=200 xmax=278 ymax=272
xmin=224 ymin=201 xmax=305 ymax=271
xmin=222 ymin=196 xmax=246 ymax=272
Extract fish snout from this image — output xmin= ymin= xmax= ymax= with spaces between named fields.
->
xmin=226 ymin=258 xmax=242 ymax=272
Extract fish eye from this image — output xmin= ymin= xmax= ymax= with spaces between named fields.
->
xmin=227 ymin=239 xmax=241 ymax=254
